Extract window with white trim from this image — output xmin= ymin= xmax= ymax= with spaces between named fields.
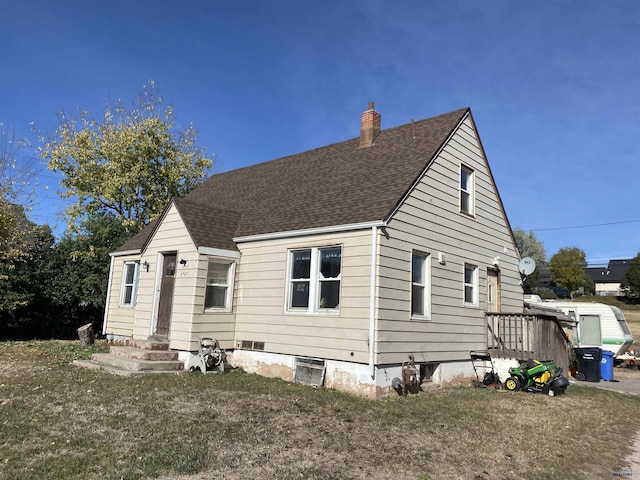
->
xmin=464 ymin=263 xmax=478 ymax=306
xmin=411 ymin=252 xmax=430 ymax=319
xmin=288 ymin=246 xmax=341 ymax=312
xmin=460 ymin=165 xmax=475 ymax=215
xmin=120 ymin=261 xmax=139 ymax=307
xmin=205 ymin=260 xmax=234 ymax=311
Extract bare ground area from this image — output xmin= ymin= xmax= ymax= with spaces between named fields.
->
xmin=2 ymin=341 xmax=640 ymax=480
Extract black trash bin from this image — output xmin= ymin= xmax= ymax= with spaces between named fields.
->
xmin=575 ymin=347 xmax=602 ymax=382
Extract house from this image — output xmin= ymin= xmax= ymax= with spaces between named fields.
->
xmin=101 ymin=103 xmax=525 ymax=398
xmin=586 ymin=259 xmax=632 ymax=296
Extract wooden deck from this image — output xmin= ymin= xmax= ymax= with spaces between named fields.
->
xmin=486 ymin=312 xmax=570 ymax=373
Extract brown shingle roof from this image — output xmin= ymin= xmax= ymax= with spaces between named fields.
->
xmin=114 ymin=107 xmax=469 ymax=253
xmin=173 ymin=198 xmax=240 ymax=252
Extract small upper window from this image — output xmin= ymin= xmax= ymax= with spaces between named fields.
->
xmin=460 ymin=166 xmax=474 ymax=215
xmin=411 ymin=252 xmax=430 ymax=319
xmin=464 ymin=264 xmax=478 ymax=306
xmin=120 ymin=261 xmax=139 ymax=307
xmin=205 ymin=260 xmax=234 ymax=311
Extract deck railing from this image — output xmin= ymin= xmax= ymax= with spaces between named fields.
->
xmin=486 ymin=313 xmax=569 ymax=373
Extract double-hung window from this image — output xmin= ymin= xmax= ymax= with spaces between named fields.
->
xmin=411 ymin=252 xmax=430 ymax=319
xmin=464 ymin=263 xmax=478 ymax=306
xmin=205 ymin=260 xmax=234 ymax=311
xmin=120 ymin=261 xmax=140 ymax=307
xmin=288 ymin=246 xmax=341 ymax=313
xmin=460 ymin=165 xmax=475 ymax=215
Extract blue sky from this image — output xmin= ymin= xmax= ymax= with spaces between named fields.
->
xmin=1 ymin=0 xmax=639 ymax=265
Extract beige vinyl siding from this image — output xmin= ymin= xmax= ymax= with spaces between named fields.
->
xmin=104 ymin=254 xmax=139 ymax=337
xmin=235 ymin=230 xmax=372 ymax=363
xmin=127 ymin=203 xmax=199 ymax=350
xmin=190 ymin=254 xmax=237 ymax=350
xmin=377 ymin=115 xmax=522 ymax=365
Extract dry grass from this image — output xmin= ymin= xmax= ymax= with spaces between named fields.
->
xmin=624 ymin=311 xmax=640 ymax=342
xmin=1 ymin=340 xmax=640 ymax=480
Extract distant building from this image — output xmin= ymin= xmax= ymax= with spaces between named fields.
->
xmin=586 ymin=259 xmax=632 ymax=296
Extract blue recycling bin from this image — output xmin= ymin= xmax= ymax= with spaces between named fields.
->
xmin=601 ymin=350 xmax=615 ymax=381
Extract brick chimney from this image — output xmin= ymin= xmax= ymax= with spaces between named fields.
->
xmin=359 ymin=101 xmax=381 ymax=148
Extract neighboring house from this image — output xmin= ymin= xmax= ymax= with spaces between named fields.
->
xmin=102 ymin=103 xmax=524 ymax=398
xmin=586 ymin=259 xmax=632 ymax=296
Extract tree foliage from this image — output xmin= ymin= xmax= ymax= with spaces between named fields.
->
xmin=47 ymin=215 xmax=133 ymax=312
xmin=0 ymin=224 xmax=54 ymax=312
xmin=513 ymin=228 xmax=547 ymax=264
xmin=621 ymin=252 xmax=640 ymax=298
xmin=0 ymin=224 xmax=55 ymax=337
xmin=549 ymin=247 xmax=588 ymax=299
xmin=39 ymin=81 xmax=213 ymax=231
xmin=513 ymin=228 xmax=547 ymax=293
xmin=1 ymin=124 xmax=38 ymax=268
xmin=0 ymin=215 xmax=135 ymax=339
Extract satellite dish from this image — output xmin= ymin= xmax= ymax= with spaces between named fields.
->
xmin=519 ymin=257 xmax=536 ymax=276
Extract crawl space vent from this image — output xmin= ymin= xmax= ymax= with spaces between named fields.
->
xmin=240 ymin=340 xmax=265 ymax=351
xmin=294 ymin=357 xmax=326 ymax=387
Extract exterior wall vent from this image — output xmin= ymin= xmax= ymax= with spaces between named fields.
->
xmin=420 ymin=363 xmax=438 ymax=382
xmin=294 ymin=357 xmax=326 ymax=387
xmin=239 ymin=340 xmax=265 ymax=351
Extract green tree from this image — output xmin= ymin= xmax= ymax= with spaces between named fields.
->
xmin=1 ymin=215 xmax=135 ymax=339
xmin=513 ymin=228 xmax=547 ymax=293
xmin=0 ymin=224 xmax=55 ymax=338
xmin=38 ymin=81 xmax=213 ymax=231
xmin=44 ymin=215 xmax=134 ymax=334
xmin=1 ymin=124 xmax=38 ymax=270
xmin=549 ymin=247 xmax=588 ymax=299
xmin=621 ymin=252 xmax=640 ymax=299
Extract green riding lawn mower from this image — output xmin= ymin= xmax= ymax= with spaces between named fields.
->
xmin=504 ymin=359 xmax=570 ymax=396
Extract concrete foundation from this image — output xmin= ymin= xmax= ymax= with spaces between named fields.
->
xmin=228 ymin=349 xmax=483 ymax=399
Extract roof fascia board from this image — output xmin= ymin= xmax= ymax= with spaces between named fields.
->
xmin=198 ymin=246 xmax=241 ymax=259
xmin=233 ymin=221 xmax=386 ymax=243
xmin=109 ymin=249 xmax=141 ymax=257
xmin=384 ymin=109 xmax=470 ymax=223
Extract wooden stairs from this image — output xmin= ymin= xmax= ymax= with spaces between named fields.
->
xmin=73 ymin=337 xmax=184 ymax=376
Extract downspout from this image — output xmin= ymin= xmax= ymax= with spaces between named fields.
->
xmin=369 ymin=225 xmax=378 ymax=379
xmin=102 ymin=254 xmax=116 ymax=335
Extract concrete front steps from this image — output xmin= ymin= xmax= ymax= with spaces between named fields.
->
xmin=73 ymin=338 xmax=184 ymax=377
